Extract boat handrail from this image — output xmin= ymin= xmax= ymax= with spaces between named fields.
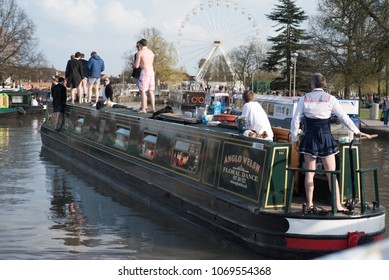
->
xmin=286 ymin=166 xmax=380 ymax=215
xmin=357 ymin=167 xmax=379 ymax=213
xmin=286 ymin=167 xmax=340 ymax=215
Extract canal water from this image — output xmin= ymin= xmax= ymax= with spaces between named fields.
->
xmin=0 ymin=114 xmax=388 ymax=260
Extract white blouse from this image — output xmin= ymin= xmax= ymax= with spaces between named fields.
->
xmin=290 ymin=89 xmax=360 ymax=142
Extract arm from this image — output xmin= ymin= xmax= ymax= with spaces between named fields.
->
xmin=331 ymin=98 xmax=360 ymax=134
xmin=290 ymin=97 xmax=304 ymax=142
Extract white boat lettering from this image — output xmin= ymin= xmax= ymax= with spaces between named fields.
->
xmin=242 ymin=157 xmax=261 ymax=173
xmin=224 ymin=155 xmax=242 ymax=164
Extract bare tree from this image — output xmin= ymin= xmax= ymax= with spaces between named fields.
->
xmin=229 ymin=40 xmax=263 ymax=90
xmin=0 ymin=0 xmax=45 ymax=79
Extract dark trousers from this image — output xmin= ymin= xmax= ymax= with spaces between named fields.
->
xmin=384 ymin=110 xmax=389 ymax=125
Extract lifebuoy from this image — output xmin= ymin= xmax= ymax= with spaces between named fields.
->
xmin=191 ymin=96 xmax=198 ymax=104
xmin=198 ymin=96 xmax=205 ymax=103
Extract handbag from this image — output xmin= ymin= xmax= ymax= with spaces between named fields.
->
xmin=131 ymin=68 xmax=141 ymax=79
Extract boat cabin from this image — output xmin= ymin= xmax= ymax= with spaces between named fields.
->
xmin=233 ymin=94 xmax=300 ymax=129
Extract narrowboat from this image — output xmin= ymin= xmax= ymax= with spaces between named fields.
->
xmin=0 ymin=107 xmax=21 ymax=118
xmin=39 ymin=103 xmax=385 ymax=259
xmin=0 ymin=93 xmax=25 ymax=118
xmin=6 ymin=90 xmax=45 ymax=114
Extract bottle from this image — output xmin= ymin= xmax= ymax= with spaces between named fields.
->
xmin=213 ymin=101 xmax=221 ymax=115
xmin=338 ymin=136 xmax=350 ymax=143
xmin=238 ymin=116 xmax=248 ymax=133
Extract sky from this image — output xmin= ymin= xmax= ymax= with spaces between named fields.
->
xmin=17 ymin=0 xmax=319 ymax=77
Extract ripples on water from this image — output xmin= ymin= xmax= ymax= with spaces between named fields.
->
xmin=0 ymin=115 xmax=259 ymax=260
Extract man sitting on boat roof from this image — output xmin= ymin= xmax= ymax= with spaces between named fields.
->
xmin=241 ymin=90 xmax=274 ymax=141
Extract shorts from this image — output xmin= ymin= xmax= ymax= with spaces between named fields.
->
xmin=139 ymin=69 xmax=155 ymax=91
xmin=88 ymin=77 xmax=101 ymax=85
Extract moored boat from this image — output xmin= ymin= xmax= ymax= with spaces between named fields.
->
xmin=0 ymin=107 xmax=24 ymax=118
xmin=0 ymin=93 xmax=25 ymax=118
xmin=39 ymin=103 xmax=385 ymax=259
xmin=6 ymin=90 xmax=46 ymax=114
xmin=168 ymin=90 xmax=206 ymax=108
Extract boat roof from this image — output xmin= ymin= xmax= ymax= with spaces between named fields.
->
xmin=234 ymin=93 xmax=300 ymax=105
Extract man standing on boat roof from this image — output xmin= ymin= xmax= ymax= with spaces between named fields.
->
xmin=87 ymin=51 xmax=105 ymax=104
xmin=134 ymin=38 xmax=155 ymax=114
xmin=51 ymin=76 xmax=67 ymax=131
xmin=290 ymin=73 xmax=373 ymax=212
xmin=65 ymin=52 xmax=84 ymax=104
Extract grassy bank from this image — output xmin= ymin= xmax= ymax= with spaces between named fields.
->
xmin=360 ymin=108 xmax=370 ymax=119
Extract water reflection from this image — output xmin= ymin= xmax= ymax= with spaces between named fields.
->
xmin=40 ymin=153 xmax=260 ymax=259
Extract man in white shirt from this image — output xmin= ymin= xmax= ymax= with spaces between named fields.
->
xmin=241 ymin=90 xmax=274 ymax=141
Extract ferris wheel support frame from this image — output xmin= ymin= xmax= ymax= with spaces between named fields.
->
xmin=195 ymin=41 xmax=237 ymax=85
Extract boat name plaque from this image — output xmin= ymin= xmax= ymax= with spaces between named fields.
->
xmin=218 ymin=142 xmax=265 ymax=201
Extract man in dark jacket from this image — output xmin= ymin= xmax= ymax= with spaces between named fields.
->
xmin=65 ymin=52 xmax=84 ymax=104
xmin=52 ymin=77 xmax=67 ymax=131
xmin=87 ymin=51 xmax=105 ymax=104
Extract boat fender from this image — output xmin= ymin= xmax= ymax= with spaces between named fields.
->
xmin=191 ymin=96 xmax=198 ymax=104
xmin=348 ymin=231 xmax=370 ymax=247
xmin=18 ymin=107 xmax=26 ymax=115
xmin=198 ymin=96 xmax=205 ymax=104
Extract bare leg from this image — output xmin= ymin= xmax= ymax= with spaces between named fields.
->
xmin=149 ymin=90 xmax=155 ymax=112
xmin=321 ymin=155 xmax=347 ymax=211
xmin=54 ymin=112 xmax=60 ymax=128
xmin=94 ymin=84 xmax=99 ymax=103
xmin=77 ymin=84 xmax=83 ymax=103
xmin=88 ymin=83 xmax=93 ymax=103
xmin=140 ymin=89 xmax=147 ymax=112
xmin=304 ymin=154 xmax=316 ymax=208
xmin=82 ymin=79 xmax=88 ymax=102
xmin=71 ymin=89 xmax=76 ymax=104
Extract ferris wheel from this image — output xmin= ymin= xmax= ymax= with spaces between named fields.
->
xmin=177 ymin=0 xmax=261 ymax=83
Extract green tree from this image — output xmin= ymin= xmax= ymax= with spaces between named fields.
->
xmin=309 ymin=0 xmax=388 ymax=98
xmin=124 ymin=27 xmax=185 ymax=87
xmin=263 ymin=0 xmax=310 ymax=93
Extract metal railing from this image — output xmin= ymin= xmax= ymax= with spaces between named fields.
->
xmin=285 ymin=166 xmax=380 ymax=215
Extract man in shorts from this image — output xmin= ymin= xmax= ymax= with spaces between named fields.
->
xmin=135 ymin=39 xmax=155 ymax=113
xmin=87 ymin=51 xmax=105 ymax=104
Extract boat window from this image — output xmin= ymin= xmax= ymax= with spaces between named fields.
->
xmin=11 ymin=96 xmax=23 ymax=104
xmin=141 ymin=132 xmax=157 ymax=159
xmin=75 ymin=116 xmax=85 ymax=134
xmin=171 ymin=139 xmax=200 ymax=173
xmin=260 ymin=102 xmax=267 ymax=113
xmin=114 ymin=125 xmax=131 ymax=150
xmin=267 ymin=103 xmax=274 ymax=116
